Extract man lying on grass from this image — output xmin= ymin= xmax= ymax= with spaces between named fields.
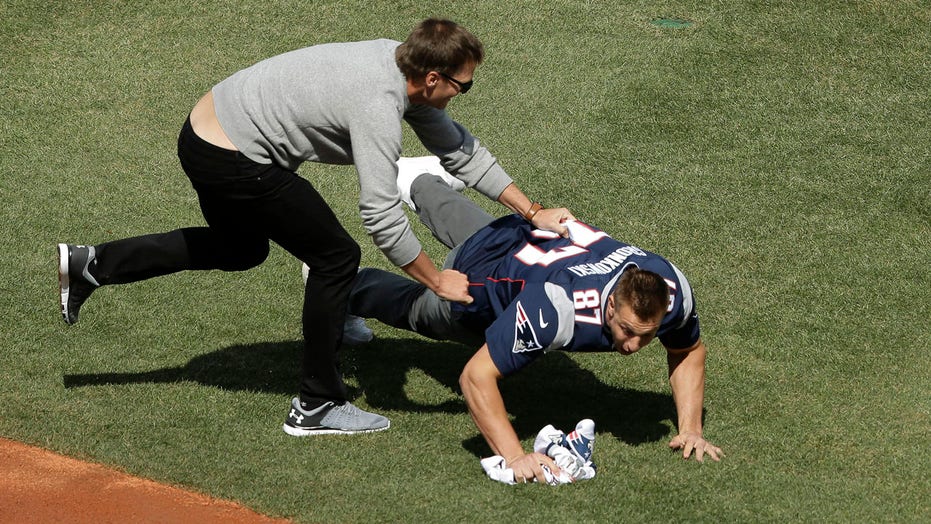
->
xmin=341 ymin=156 xmax=724 ymax=483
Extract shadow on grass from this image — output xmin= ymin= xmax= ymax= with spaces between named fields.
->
xmin=64 ymin=337 xmax=675 ymax=456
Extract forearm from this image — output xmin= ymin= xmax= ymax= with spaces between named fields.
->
xmin=400 ymin=250 xmax=441 ymax=291
xmin=401 ymin=251 xmax=472 ymax=304
xmin=497 ymin=183 xmax=575 ymax=234
xmin=460 ymin=346 xmax=524 ymax=460
xmin=668 ymin=340 xmax=707 ymax=435
xmin=496 ymin=183 xmax=534 ymax=217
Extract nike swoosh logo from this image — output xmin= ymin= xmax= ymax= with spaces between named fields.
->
xmin=538 ymin=310 xmax=549 ymax=328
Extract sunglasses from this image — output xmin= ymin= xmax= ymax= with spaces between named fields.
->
xmin=439 ymin=71 xmax=473 ymax=94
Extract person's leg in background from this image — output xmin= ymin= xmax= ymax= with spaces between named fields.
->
xmin=346 ymin=158 xmax=495 ymax=348
xmin=403 ymin=162 xmax=495 ymax=250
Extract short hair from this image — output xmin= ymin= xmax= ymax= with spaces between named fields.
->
xmin=395 ymin=18 xmax=484 ymax=79
xmin=612 ymin=267 xmax=670 ymax=320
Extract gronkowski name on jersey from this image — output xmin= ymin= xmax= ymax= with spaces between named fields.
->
xmin=451 ymin=215 xmax=700 ymax=376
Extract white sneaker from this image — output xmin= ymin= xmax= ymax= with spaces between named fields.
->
xmin=396 ymin=156 xmax=466 ymax=211
xmin=301 ymin=263 xmax=373 ymax=345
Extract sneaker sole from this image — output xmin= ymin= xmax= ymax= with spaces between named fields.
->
xmin=57 ymin=243 xmax=72 ymax=324
xmin=282 ymin=421 xmax=390 ymax=437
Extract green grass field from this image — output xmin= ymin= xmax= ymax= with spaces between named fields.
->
xmin=2 ymin=1 xmax=929 ymax=522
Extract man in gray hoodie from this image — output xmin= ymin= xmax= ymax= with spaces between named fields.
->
xmin=57 ymin=18 xmax=573 ymax=436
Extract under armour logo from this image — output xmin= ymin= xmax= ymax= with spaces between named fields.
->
xmin=289 ymin=409 xmax=304 ymax=424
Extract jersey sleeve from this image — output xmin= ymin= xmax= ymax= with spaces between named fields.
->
xmin=658 ymin=309 xmax=700 ymax=349
xmin=484 ymin=285 xmax=573 ymax=376
xmin=657 ymin=261 xmax=701 ymax=349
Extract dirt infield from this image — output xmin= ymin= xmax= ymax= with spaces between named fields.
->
xmin=0 ymin=438 xmax=290 ymax=523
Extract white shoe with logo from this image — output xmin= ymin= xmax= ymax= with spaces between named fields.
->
xmin=283 ymin=397 xmax=390 ymax=436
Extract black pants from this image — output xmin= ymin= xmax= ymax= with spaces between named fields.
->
xmin=92 ymin=117 xmax=359 ymax=406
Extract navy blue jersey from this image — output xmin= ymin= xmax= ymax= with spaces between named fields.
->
xmin=451 ymin=215 xmax=700 ymax=376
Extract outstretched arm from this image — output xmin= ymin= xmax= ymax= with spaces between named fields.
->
xmin=666 ymin=339 xmax=724 ymax=462
xmin=460 ymin=345 xmax=559 ymax=483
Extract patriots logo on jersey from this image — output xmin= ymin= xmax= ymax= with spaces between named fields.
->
xmin=512 ymin=301 xmax=544 ymax=353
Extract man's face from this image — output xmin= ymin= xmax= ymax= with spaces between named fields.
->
xmin=421 ymin=61 xmax=476 ymax=109
xmin=604 ymin=295 xmax=662 ymax=355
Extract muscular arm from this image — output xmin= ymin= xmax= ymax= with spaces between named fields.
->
xmin=666 ymin=339 xmax=723 ymax=461
xmin=460 ymin=345 xmax=558 ymax=483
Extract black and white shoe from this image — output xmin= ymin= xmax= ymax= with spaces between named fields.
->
xmin=282 ymin=397 xmax=390 ymax=436
xmin=57 ymin=243 xmax=100 ymax=325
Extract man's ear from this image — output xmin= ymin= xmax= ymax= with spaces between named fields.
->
xmin=425 ymin=70 xmax=440 ymax=88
